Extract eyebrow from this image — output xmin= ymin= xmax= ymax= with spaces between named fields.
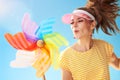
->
xmin=77 ymin=17 xmax=84 ymax=20
xmin=71 ymin=17 xmax=84 ymax=21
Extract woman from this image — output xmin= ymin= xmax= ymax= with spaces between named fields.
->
xmin=59 ymin=0 xmax=120 ymax=80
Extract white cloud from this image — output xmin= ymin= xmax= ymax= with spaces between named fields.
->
xmin=0 ymin=0 xmax=31 ymax=33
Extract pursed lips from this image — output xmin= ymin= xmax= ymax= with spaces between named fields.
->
xmin=74 ymin=30 xmax=79 ymax=33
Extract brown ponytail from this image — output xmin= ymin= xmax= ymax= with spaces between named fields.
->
xmin=77 ymin=0 xmax=120 ymax=35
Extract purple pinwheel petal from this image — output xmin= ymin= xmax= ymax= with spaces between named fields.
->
xmin=22 ymin=13 xmax=39 ymax=42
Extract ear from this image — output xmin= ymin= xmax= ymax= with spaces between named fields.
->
xmin=90 ymin=20 xmax=96 ymax=30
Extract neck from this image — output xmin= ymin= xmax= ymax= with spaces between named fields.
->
xmin=76 ymin=36 xmax=93 ymax=52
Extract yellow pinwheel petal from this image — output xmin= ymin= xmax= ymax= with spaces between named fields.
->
xmin=43 ymin=32 xmax=69 ymax=48
xmin=32 ymin=48 xmax=51 ymax=77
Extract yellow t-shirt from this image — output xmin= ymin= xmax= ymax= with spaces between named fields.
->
xmin=59 ymin=39 xmax=113 ymax=80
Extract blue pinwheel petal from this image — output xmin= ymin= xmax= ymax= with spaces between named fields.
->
xmin=35 ymin=18 xmax=55 ymax=39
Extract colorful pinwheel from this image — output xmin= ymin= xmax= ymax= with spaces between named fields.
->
xmin=4 ymin=13 xmax=69 ymax=80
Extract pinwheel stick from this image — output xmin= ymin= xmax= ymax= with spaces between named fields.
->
xmin=42 ymin=75 xmax=46 ymax=80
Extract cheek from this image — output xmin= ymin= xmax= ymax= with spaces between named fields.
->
xmin=78 ymin=24 xmax=91 ymax=33
xmin=77 ymin=24 xmax=87 ymax=30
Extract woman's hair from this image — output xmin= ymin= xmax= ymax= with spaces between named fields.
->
xmin=76 ymin=0 xmax=120 ymax=35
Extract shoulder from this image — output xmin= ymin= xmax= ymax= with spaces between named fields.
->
xmin=94 ymin=39 xmax=110 ymax=45
xmin=93 ymin=39 xmax=113 ymax=50
xmin=60 ymin=47 xmax=72 ymax=57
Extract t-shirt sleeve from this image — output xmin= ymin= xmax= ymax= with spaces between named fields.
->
xmin=59 ymin=50 xmax=70 ymax=71
xmin=104 ymin=41 xmax=114 ymax=63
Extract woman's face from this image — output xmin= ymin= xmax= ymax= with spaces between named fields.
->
xmin=70 ymin=15 xmax=93 ymax=39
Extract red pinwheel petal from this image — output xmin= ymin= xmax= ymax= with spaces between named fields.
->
xmin=4 ymin=32 xmax=37 ymax=50
xmin=4 ymin=33 xmax=20 ymax=49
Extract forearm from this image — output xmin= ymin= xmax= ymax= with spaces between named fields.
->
xmin=110 ymin=53 xmax=120 ymax=70
xmin=118 ymin=58 xmax=120 ymax=70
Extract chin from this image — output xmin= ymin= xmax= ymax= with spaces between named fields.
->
xmin=74 ymin=35 xmax=82 ymax=39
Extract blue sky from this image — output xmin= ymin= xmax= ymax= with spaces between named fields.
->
xmin=0 ymin=0 xmax=120 ymax=80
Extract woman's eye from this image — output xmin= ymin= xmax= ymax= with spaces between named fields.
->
xmin=78 ymin=20 xmax=83 ymax=22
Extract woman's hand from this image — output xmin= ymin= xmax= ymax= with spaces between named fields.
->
xmin=110 ymin=53 xmax=120 ymax=70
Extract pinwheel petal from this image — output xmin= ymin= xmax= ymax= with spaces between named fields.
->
xmin=10 ymin=50 xmax=36 ymax=68
xmin=22 ymin=13 xmax=39 ymax=42
xmin=32 ymin=48 xmax=51 ymax=77
xmin=4 ymin=32 xmax=37 ymax=50
xmin=35 ymin=18 xmax=55 ymax=39
xmin=43 ymin=32 xmax=69 ymax=69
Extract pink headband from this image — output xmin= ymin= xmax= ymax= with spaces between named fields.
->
xmin=62 ymin=10 xmax=95 ymax=24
